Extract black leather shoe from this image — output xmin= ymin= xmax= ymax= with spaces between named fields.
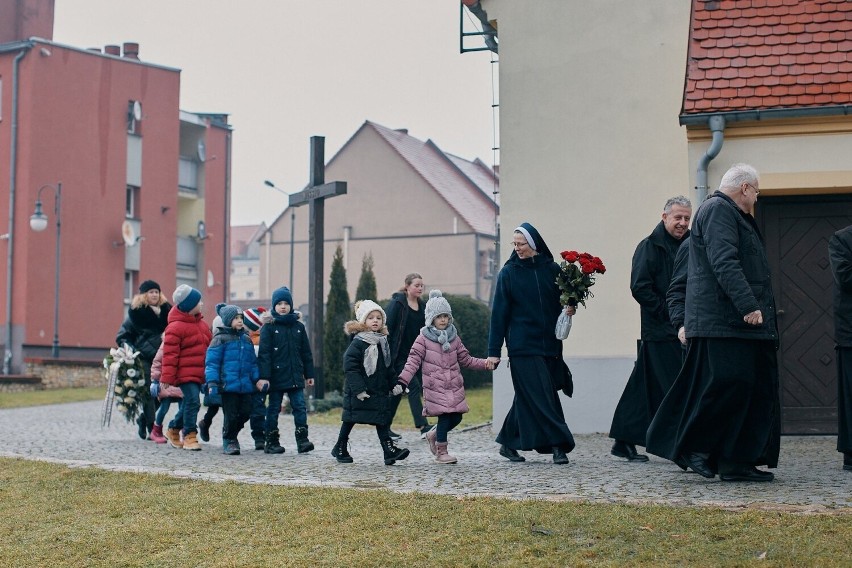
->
xmin=679 ymin=452 xmax=715 ymax=478
xmin=720 ymin=466 xmax=774 ymax=482
xmin=611 ymin=440 xmax=649 ymax=462
xmin=552 ymin=447 xmax=569 ymax=465
xmin=844 ymin=452 xmax=852 ymax=471
xmin=499 ymin=445 xmax=525 ymax=462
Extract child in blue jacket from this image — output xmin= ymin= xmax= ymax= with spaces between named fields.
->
xmin=205 ymin=304 xmax=269 ymax=455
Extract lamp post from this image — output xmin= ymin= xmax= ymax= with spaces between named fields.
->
xmin=264 ymin=180 xmax=295 ymax=290
xmin=30 ymin=182 xmax=62 ymax=358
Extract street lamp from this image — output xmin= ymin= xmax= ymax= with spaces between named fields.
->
xmin=264 ymin=180 xmax=295 ymax=291
xmin=30 ymin=182 xmax=62 ymax=358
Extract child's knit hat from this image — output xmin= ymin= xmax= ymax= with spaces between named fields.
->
xmin=355 ymin=300 xmax=386 ymax=325
xmin=216 ymin=303 xmax=243 ymax=327
xmin=272 ymin=286 xmax=293 ymax=309
xmin=173 ymin=284 xmax=202 ymax=313
xmin=243 ymin=307 xmax=267 ymax=332
xmin=424 ymin=290 xmax=452 ymax=327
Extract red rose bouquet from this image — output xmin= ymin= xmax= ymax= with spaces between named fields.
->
xmin=556 ymin=250 xmax=606 ymax=308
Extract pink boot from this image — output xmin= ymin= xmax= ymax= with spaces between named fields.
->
xmin=150 ymin=424 xmax=167 ymax=444
xmin=435 ymin=442 xmax=457 ymax=464
xmin=425 ymin=426 xmax=438 ymax=456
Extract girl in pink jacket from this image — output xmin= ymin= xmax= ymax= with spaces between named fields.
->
xmin=396 ymin=290 xmax=494 ymax=463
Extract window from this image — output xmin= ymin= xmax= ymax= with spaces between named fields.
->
xmin=247 ymin=266 xmax=253 ymax=275
xmin=246 ymin=291 xmax=255 ymax=299
xmin=126 ymin=186 xmax=139 ymax=218
xmin=124 ymin=271 xmax=137 ymax=304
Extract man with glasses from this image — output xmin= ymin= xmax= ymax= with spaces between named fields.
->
xmin=647 ymin=163 xmax=781 ymax=482
xmin=609 ymin=196 xmax=691 ymax=463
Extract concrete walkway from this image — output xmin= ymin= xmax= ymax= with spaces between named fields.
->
xmin=2 ymin=400 xmax=850 ymax=512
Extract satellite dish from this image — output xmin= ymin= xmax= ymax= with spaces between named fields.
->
xmin=197 ymin=139 xmax=206 ymax=162
xmin=207 ymin=270 xmax=215 ymax=288
xmin=121 ymin=220 xmax=137 ymax=246
xmin=132 ymin=100 xmax=142 ymax=121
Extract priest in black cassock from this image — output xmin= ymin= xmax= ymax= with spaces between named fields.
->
xmin=828 ymin=225 xmax=852 ymax=472
xmin=646 ymin=163 xmax=780 ymax=482
xmin=608 ymin=196 xmax=692 ymax=462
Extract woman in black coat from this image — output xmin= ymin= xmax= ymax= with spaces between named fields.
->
xmin=115 ymin=279 xmax=171 ymax=439
xmin=331 ymin=300 xmax=410 ymax=465
xmin=487 ymin=223 xmax=576 ymax=465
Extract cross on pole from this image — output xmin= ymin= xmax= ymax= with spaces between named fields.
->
xmin=289 ymin=136 xmax=347 ymax=398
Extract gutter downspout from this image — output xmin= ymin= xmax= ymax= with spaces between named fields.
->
xmin=4 ymin=44 xmax=33 ymax=375
xmin=695 ymin=115 xmax=725 ymax=203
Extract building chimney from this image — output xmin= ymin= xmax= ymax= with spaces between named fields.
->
xmin=104 ymin=44 xmax=121 ymax=56
xmin=122 ymin=42 xmax=139 ymax=60
xmin=0 ymin=0 xmax=56 ymax=44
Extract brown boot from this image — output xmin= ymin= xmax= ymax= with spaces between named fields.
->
xmin=165 ymin=427 xmax=183 ymax=449
xmin=183 ymin=431 xmax=202 ymax=451
xmin=435 ymin=442 xmax=457 ymax=464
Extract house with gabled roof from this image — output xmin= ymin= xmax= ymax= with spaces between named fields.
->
xmin=474 ymin=0 xmax=851 ymax=434
xmin=258 ymin=120 xmax=499 ymax=308
xmin=230 ymin=223 xmax=266 ymax=302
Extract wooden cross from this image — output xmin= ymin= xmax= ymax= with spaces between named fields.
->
xmin=288 ymin=136 xmax=347 ymax=398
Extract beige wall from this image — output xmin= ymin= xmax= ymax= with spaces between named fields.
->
xmin=259 ymin=125 xmax=495 ymax=309
xmin=483 ymin=0 xmax=692 ymax=358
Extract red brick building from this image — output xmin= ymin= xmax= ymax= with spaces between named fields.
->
xmin=0 ymin=0 xmax=231 ymax=373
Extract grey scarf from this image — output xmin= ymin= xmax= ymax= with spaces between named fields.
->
xmin=356 ymin=331 xmax=390 ymax=376
xmin=421 ymin=324 xmax=458 ymax=352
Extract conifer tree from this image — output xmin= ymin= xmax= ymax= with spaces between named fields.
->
xmin=355 ymin=252 xmax=378 ymax=303
xmin=323 ymin=246 xmax=350 ymax=393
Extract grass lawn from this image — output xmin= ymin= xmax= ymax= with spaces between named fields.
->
xmin=0 ymin=457 xmax=850 ymax=567
xmin=0 ymin=386 xmax=105 ymax=409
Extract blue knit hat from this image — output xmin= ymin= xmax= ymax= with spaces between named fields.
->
xmin=173 ymin=284 xmax=202 ymax=313
xmin=215 ymin=303 xmax=243 ymax=327
xmin=272 ymin=286 xmax=293 ymax=310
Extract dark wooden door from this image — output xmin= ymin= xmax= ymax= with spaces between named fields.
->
xmin=758 ymin=196 xmax=852 ymax=434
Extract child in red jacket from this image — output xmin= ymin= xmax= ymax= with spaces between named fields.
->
xmin=160 ymin=285 xmax=212 ymax=451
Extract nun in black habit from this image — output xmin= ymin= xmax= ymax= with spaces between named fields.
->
xmin=487 ymin=223 xmax=576 ymax=465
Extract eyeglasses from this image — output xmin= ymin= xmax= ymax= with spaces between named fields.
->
xmin=745 ymin=183 xmax=760 ymax=196
xmin=511 ymin=241 xmax=529 ymax=249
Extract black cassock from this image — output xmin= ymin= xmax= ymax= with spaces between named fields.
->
xmin=609 ymin=339 xmax=683 ymax=447
xmin=646 ymin=337 xmax=781 ymax=471
xmin=837 ymin=347 xmax=852 ymax=454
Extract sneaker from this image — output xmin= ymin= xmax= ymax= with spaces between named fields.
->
xmin=420 ymin=424 xmax=433 ymax=439
xmin=223 ymin=440 xmax=241 ymax=456
xmin=388 ymin=429 xmax=402 ymax=441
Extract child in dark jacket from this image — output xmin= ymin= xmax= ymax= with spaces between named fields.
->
xmin=205 ymin=304 xmax=268 ymax=455
xmin=397 ymin=290 xmax=493 ymax=464
xmin=256 ymin=286 xmax=315 ymax=454
xmin=160 ymin=285 xmax=212 ymax=451
xmin=332 ymin=300 xmax=410 ymax=465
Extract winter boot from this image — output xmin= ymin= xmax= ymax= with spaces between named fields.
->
xmin=150 ymin=424 xmax=167 ymax=444
xmin=425 ymin=426 xmax=438 ymax=456
xmin=295 ymin=426 xmax=315 ymax=453
xmin=381 ymin=438 xmax=410 ymax=465
xmin=253 ymin=436 xmax=266 ymax=451
xmin=223 ymin=439 xmax=241 ymax=455
xmin=197 ymin=418 xmax=211 ymax=442
xmin=264 ymin=429 xmax=285 ymax=454
xmin=183 ymin=431 xmax=202 ymax=451
xmin=136 ymin=416 xmax=147 ymax=440
xmin=165 ymin=427 xmax=183 ymax=449
xmin=435 ymin=442 xmax=458 ymax=464
xmin=331 ymin=438 xmax=354 ymax=463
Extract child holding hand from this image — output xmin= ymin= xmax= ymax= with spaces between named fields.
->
xmin=396 ymin=290 xmax=493 ymax=464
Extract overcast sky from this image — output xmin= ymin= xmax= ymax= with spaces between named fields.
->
xmin=53 ymin=1 xmax=498 ymax=226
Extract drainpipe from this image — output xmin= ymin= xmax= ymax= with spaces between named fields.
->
xmin=4 ymin=44 xmax=33 ymax=375
xmin=695 ymin=115 xmax=725 ymax=203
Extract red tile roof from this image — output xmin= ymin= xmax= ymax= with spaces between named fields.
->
xmin=230 ymin=224 xmax=265 ymax=258
xmin=683 ymin=0 xmax=852 ymax=116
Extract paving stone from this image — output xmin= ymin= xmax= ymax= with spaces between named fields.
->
xmin=2 ymin=400 xmax=850 ymax=511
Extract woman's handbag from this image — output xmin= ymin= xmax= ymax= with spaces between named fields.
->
xmin=555 ymin=311 xmax=572 ymax=340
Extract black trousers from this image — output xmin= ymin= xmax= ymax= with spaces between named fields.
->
xmin=221 ymin=392 xmax=253 ymax=442
xmin=837 ymin=347 xmax=852 ymax=454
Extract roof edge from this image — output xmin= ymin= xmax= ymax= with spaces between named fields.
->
xmin=680 ymin=105 xmax=852 ymax=127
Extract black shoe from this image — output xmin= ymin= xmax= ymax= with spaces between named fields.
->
xmin=388 ymin=429 xmax=402 ymax=441
xmin=844 ymin=452 xmax=852 ymax=471
xmin=673 ymin=455 xmax=689 ymax=471
xmin=499 ymin=445 xmax=525 ymax=462
xmin=254 ymin=439 xmax=266 ymax=451
xmin=611 ymin=440 xmax=649 ymax=462
xmin=419 ymin=424 xmax=433 ymax=439
xmin=197 ymin=419 xmax=210 ymax=443
xmin=679 ymin=452 xmax=715 ymax=478
xmin=223 ymin=440 xmax=240 ymax=456
xmin=331 ymin=439 xmax=354 ymax=463
xmin=136 ymin=416 xmax=147 ymax=440
xmin=382 ymin=439 xmax=410 ymax=465
xmin=720 ymin=466 xmax=774 ymax=482
xmin=295 ymin=426 xmax=315 ymax=453
xmin=552 ymin=447 xmax=569 ymax=465
xmin=264 ymin=429 xmax=285 ymax=454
